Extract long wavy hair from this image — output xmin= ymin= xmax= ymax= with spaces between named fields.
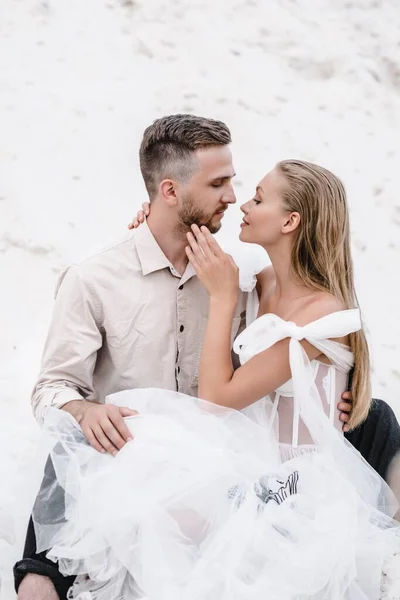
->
xmin=276 ymin=159 xmax=371 ymax=429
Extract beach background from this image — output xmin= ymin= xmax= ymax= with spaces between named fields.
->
xmin=1 ymin=0 xmax=400 ymax=597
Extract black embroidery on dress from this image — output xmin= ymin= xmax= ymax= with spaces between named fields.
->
xmin=228 ymin=471 xmax=299 ymax=508
xmin=255 ymin=471 xmax=299 ymax=505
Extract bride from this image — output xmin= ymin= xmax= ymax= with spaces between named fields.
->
xmin=33 ymin=160 xmax=400 ymax=599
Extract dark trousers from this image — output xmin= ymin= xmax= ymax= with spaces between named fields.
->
xmin=13 ymin=449 xmax=76 ymax=599
xmin=14 ymin=516 xmax=75 ymax=600
xmin=14 ymin=398 xmax=400 ymax=600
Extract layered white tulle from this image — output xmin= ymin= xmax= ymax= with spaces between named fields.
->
xmin=32 ymin=311 xmax=400 ymax=599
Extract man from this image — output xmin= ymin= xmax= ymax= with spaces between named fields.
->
xmin=14 ymin=114 xmax=400 ymax=600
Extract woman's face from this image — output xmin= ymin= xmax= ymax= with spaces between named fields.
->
xmin=239 ymin=168 xmax=291 ymax=246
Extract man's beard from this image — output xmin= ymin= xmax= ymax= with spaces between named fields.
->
xmin=176 ymin=194 xmax=222 ymax=236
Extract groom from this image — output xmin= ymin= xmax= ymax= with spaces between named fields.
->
xmin=15 ymin=114 xmax=400 ymax=600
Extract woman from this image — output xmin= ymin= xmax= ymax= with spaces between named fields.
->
xmin=33 ymin=160 xmax=400 ymax=599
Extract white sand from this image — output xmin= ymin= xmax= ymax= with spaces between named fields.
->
xmin=1 ymin=0 xmax=400 ymax=597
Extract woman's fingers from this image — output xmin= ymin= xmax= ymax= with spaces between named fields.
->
xmin=190 ymin=225 xmax=215 ymax=260
xmin=128 ymin=209 xmax=147 ymax=230
xmin=186 ymin=231 xmax=206 ymax=264
xmin=199 ymin=226 xmax=225 ymax=257
xmin=187 ymin=225 xmax=234 ymax=274
xmin=133 ymin=210 xmax=145 ymax=227
xmin=185 ymin=245 xmax=202 ymax=272
xmin=128 ymin=218 xmax=138 ymax=229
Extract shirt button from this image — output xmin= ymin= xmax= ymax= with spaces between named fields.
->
xmin=178 ymin=284 xmax=184 ymax=290
xmin=180 ymin=325 xmax=184 ymax=332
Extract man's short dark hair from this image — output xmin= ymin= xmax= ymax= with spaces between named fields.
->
xmin=139 ymin=114 xmax=231 ymax=199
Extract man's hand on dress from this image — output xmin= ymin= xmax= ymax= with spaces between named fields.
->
xmin=338 ymin=391 xmax=352 ymax=432
xmin=62 ymin=400 xmax=138 ymax=455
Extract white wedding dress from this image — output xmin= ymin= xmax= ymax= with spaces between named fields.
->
xmin=32 ymin=309 xmax=400 ymax=600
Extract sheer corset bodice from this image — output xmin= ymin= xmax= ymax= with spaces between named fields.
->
xmin=233 ymin=311 xmax=359 ymax=449
xmin=272 ymin=360 xmax=349 ymax=445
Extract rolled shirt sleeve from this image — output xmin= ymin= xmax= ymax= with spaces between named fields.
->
xmin=31 ymin=265 xmax=103 ymax=425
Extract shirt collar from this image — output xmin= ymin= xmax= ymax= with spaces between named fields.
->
xmin=133 ymin=221 xmax=196 ymax=282
xmin=180 ymin=262 xmax=196 ymax=284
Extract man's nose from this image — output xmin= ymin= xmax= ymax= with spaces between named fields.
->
xmin=222 ymin=186 xmax=237 ymax=205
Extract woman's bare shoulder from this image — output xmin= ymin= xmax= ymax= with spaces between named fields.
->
xmin=256 ymin=266 xmax=275 ymax=296
xmin=256 ymin=265 xmax=274 ymax=283
xmin=295 ymin=291 xmax=347 ymax=326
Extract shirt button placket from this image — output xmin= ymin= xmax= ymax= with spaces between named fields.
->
xmin=176 ymin=281 xmax=185 ymax=389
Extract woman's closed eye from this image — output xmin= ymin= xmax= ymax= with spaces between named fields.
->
xmin=253 ymin=198 xmax=261 ymax=205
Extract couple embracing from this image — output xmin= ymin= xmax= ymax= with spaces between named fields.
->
xmin=14 ymin=114 xmax=400 ymax=600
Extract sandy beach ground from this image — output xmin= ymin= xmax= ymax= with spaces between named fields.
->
xmin=1 ymin=0 xmax=400 ymax=597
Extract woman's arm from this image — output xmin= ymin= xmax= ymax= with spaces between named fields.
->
xmin=198 ymin=299 xmax=334 ymax=410
xmin=186 ymin=225 xmax=343 ymax=410
xmin=198 ymin=297 xmax=237 ymax=401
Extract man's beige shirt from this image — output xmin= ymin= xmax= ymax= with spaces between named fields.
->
xmin=32 ymin=222 xmax=247 ymax=424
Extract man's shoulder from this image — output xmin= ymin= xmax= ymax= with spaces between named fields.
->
xmin=55 ymin=232 xmax=140 ymax=296
xmin=80 ymin=231 xmax=138 ymax=269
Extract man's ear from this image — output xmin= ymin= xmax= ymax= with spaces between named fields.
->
xmin=282 ymin=212 xmax=300 ymax=234
xmin=159 ymin=179 xmax=178 ymax=206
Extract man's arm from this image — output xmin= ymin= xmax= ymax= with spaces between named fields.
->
xmin=32 ymin=265 xmax=102 ymax=422
xmin=32 ymin=265 xmax=137 ymax=454
xmin=345 ymin=398 xmax=400 ymax=482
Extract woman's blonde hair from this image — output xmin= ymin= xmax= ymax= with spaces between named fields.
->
xmin=276 ymin=159 xmax=371 ymax=429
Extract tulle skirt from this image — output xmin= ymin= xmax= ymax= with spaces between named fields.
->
xmin=32 ymin=388 xmax=400 ymax=600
